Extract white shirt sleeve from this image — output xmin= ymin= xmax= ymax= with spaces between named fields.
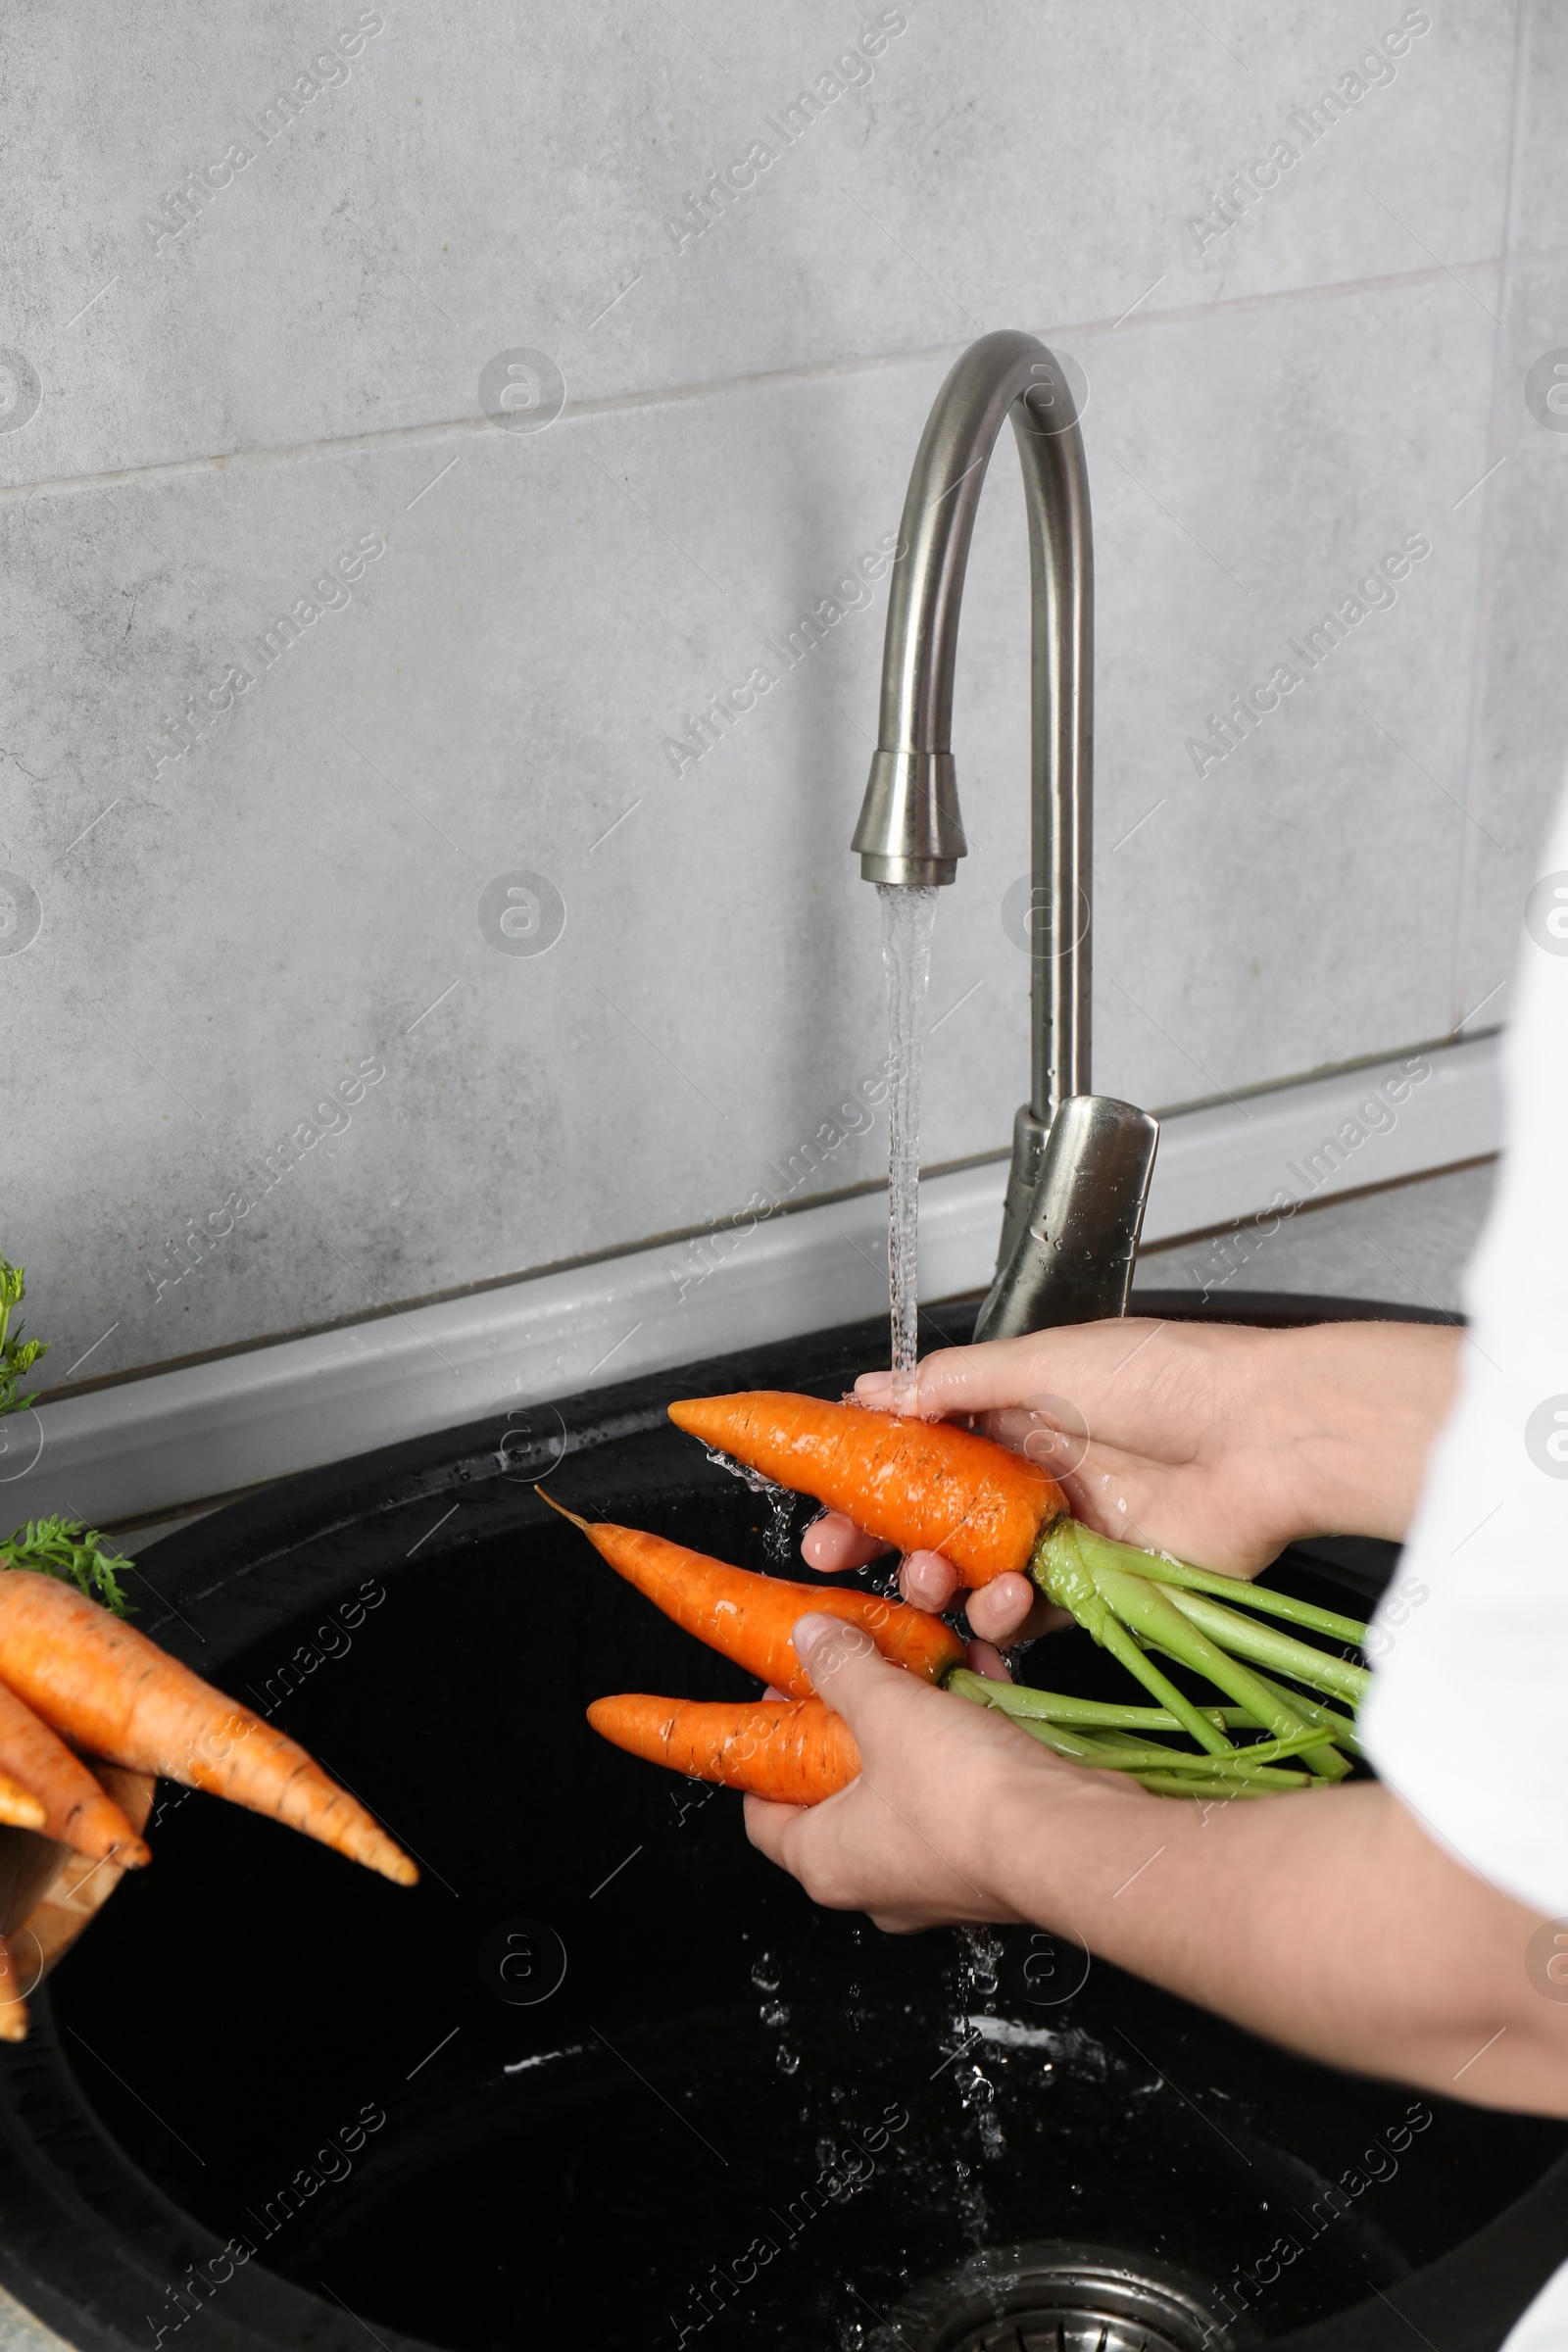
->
xmin=1360 ymin=775 xmax=1568 ymax=1921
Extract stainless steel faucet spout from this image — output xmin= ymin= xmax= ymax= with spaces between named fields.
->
xmin=852 ymin=328 xmax=1093 ymax=1110
xmin=852 ymin=329 xmax=1158 ymax=1340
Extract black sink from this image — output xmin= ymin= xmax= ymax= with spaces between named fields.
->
xmin=0 ymin=1291 xmax=1560 ymax=2352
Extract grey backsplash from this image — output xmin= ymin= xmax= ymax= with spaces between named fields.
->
xmin=0 ymin=0 xmax=1557 ymax=1391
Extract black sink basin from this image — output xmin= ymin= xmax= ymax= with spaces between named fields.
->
xmin=0 ymin=1292 xmax=1561 ymax=2352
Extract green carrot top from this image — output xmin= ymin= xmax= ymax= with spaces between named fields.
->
xmin=0 ymin=1257 xmax=47 ymax=1419
xmin=0 ymin=1252 xmax=131 ymax=1611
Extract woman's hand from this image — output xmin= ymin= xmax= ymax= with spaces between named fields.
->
xmin=748 ymin=1621 xmax=1568 ymax=2118
xmin=802 ymin=1317 xmax=1460 ymax=1644
xmin=744 ymin=1612 xmax=1141 ymax=1930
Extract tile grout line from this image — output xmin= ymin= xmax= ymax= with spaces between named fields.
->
xmin=1449 ymin=0 xmax=1534 ymax=1035
xmin=0 ymin=256 xmax=1529 ymax=511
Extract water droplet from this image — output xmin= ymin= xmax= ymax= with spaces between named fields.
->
xmin=776 ymin=2046 xmax=800 ymax=2076
xmin=751 ymin=1953 xmax=780 ymax=1993
xmin=707 ymin=1447 xmax=794 ymax=1567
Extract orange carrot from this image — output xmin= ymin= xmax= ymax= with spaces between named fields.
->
xmin=668 ymin=1390 xmax=1064 ymax=1588
xmin=0 ymin=1573 xmax=415 ymax=1886
xmin=544 ymin=1494 xmax=963 ymax=1695
xmin=588 ymin=1692 xmax=859 ymax=1803
xmin=0 ymin=1677 xmax=146 ymax=1861
xmin=0 ymin=1768 xmax=45 ymax=1834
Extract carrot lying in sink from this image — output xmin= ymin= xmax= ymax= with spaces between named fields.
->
xmin=0 ymin=1571 xmax=416 ymax=1886
xmin=543 ymin=1494 xmax=962 ymax=1696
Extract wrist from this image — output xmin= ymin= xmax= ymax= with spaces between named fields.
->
xmin=984 ymin=1750 xmax=1166 ymax=1924
xmin=1256 ymin=1321 xmax=1460 ymax=1544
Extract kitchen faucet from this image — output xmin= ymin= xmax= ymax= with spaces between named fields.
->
xmin=851 ymin=328 xmax=1158 ymax=1340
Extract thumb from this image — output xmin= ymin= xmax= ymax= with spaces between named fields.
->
xmin=792 ymin=1611 xmax=929 ymax=1732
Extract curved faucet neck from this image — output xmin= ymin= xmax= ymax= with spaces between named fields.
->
xmin=851 ymin=327 xmax=1094 ymax=1120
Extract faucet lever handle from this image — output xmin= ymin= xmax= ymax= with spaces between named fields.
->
xmin=972 ymin=1095 xmax=1158 ymax=1342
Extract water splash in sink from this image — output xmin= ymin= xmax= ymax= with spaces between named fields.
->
xmin=878 ymin=883 xmax=937 ymax=1408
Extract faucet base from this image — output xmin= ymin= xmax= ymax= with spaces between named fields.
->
xmin=994 ymin=1102 xmax=1052 ymax=1278
xmin=973 ymin=1095 xmax=1159 ymax=1342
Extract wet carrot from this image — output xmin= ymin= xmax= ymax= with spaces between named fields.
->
xmin=0 ymin=1677 xmax=145 ymax=1860
xmin=0 ymin=1769 xmax=45 ymax=1834
xmin=0 ymin=1573 xmax=415 ymax=1886
xmin=543 ymin=1494 xmax=963 ymax=1695
xmin=587 ymin=1693 xmax=859 ymax=1803
xmin=668 ymin=1390 xmax=1064 ymax=1588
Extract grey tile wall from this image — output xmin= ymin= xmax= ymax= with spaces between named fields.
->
xmin=1138 ymin=1160 xmax=1496 ymax=1314
xmin=0 ymin=1 xmax=1552 ymax=1393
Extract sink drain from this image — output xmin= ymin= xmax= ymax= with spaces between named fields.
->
xmin=881 ymin=2241 xmax=1238 ymax=2352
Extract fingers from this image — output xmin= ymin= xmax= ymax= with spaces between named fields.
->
xmin=741 ymin=1790 xmax=955 ymax=1933
xmin=792 ymin=1611 xmax=932 ymax=1738
xmin=801 ymin=1511 xmax=889 ymax=1574
xmin=899 ymin=1548 xmax=960 ymax=1610
xmin=961 ymin=1571 xmax=1036 ymax=1644
xmin=802 ymin=1525 xmax=1051 ymax=1648
xmin=963 ymin=1576 xmax=1072 ymax=1645
xmin=792 ymin=1610 xmax=877 ymax=1685
xmin=900 ymin=1554 xmax=1066 ymax=1640
xmin=742 ymin=1789 xmax=805 ymax=1867
xmin=963 ymin=1639 xmax=1012 ymax=1683
xmin=749 ymin=1632 xmax=1032 ymax=1931
xmin=854 ymin=1324 xmax=1176 ymax=1431
xmin=855 ymin=1336 xmax=1070 ymax=1421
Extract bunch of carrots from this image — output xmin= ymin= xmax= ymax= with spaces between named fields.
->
xmin=572 ymin=1390 xmax=1370 ymax=1807
xmin=0 ymin=1565 xmax=417 ymax=2036
xmin=0 ymin=1256 xmax=416 ymax=2039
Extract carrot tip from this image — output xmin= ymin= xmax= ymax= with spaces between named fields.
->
xmin=0 ymin=2003 xmax=29 ymax=2042
xmin=536 ymin=1489 xmax=590 ymax=1532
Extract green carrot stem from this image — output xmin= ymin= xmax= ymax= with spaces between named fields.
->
xmin=1088 ymin=1561 xmax=1351 ymax=1783
xmin=1069 ymin=1724 xmax=1338 ymax=1774
xmin=1029 ymin=1523 xmax=1235 ymax=1757
xmin=1238 ymin=1665 xmax=1364 ymax=1759
xmin=1163 ymin=1588 xmax=1369 ymax=1705
xmin=942 ymin=1685 xmax=1109 ymax=1765
xmin=941 ymin=1679 xmax=1246 ymax=1733
xmin=1132 ymin=1770 xmax=1310 ymax=1799
xmin=1069 ymin=1523 xmax=1369 ymax=1646
xmin=949 ymin=1672 xmax=1326 ymax=1781
xmin=996 ymin=1714 xmax=1318 ymax=1787
xmin=1143 ymin=1632 xmax=1355 ymax=1784
xmin=1097 ymin=1751 xmax=1314 ymax=1788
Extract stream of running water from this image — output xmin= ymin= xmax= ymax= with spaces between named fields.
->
xmin=877 ymin=883 xmax=938 ymax=1411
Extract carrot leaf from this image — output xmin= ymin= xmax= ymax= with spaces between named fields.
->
xmin=0 ymin=1263 xmax=131 ymax=1610
xmin=0 ymin=1258 xmax=48 ymax=1419
xmin=0 ymin=1516 xmax=133 ymax=1615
